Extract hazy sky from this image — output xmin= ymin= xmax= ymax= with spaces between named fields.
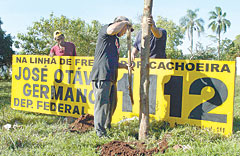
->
xmin=0 ymin=0 xmax=239 ymax=54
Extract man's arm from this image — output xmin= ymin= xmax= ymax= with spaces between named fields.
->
xmin=151 ymin=25 xmax=162 ymax=38
xmin=107 ymin=21 xmax=130 ymax=35
xmin=49 ymin=47 xmax=55 ymax=57
xmin=118 ymin=63 xmax=128 ymax=70
xmin=148 ymin=16 xmax=162 ymax=38
xmin=131 ymin=47 xmax=139 ymax=61
xmin=118 ymin=63 xmax=134 ymax=70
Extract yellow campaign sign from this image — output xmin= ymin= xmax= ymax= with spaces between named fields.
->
xmin=11 ymin=55 xmax=236 ymax=136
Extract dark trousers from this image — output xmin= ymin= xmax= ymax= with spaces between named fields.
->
xmin=92 ymin=80 xmax=117 ymax=136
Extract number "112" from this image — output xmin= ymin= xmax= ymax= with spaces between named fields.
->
xmin=118 ymin=74 xmax=228 ymax=123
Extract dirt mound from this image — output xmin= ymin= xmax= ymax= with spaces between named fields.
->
xmin=98 ymin=139 xmax=168 ymax=156
xmin=68 ymin=114 xmax=169 ymax=155
xmin=69 ymin=114 xmax=94 ymax=133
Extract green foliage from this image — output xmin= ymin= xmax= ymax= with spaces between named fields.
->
xmin=15 ymin=13 xmax=102 ymax=56
xmin=188 ymin=42 xmax=217 ymax=60
xmin=0 ymin=18 xmax=15 ymax=80
xmin=155 ymin=16 xmax=185 ymax=59
xmin=232 ymin=35 xmax=240 ymax=57
xmin=179 ymin=9 xmax=205 ymax=55
xmin=118 ymin=36 xmax=132 ymax=58
xmin=208 ymin=7 xmax=231 ymax=35
xmin=220 ymin=38 xmax=236 ymax=60
xmin=233 ymin=35 xmax=240 ymax=47
xmin=166 ymin=49 xmax=185 ymax=59
xmin=208 ymin=6 xmax=231 ymax=60
xmin=207 ymin=35 xmax=239 ymax=61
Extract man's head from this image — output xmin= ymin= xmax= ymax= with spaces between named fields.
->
xmin=113 ymin=16 xmax=134 ymax=37
xmin=53 ymin=30 xmax=65 ymax=45
xmin=113 ymin=16 xmax=130 ymax=23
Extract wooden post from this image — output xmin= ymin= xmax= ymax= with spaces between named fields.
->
xmin=127 ymin=28 xmax=134 ymax=105
xmin=139 ymin=0 xmax=153 ymax=140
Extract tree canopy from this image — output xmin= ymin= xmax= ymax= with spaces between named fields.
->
xmin=208 ymin=6 xmax=231 ymax=60
xmin=156 ymin=16 xmax=185 ymax=59
xmin=0 ymin=18 xmax=14 ymax=69
xmin=15 ymin=13 xmax=102 ymax=56
xmin=180 ymin=9 xmax=204 ymax=55
xmin=13 ymin=9 xmax=236 ymax=61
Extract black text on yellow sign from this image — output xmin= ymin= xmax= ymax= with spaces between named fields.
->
xmin=11 ymin=55 xmax=235 ymax=136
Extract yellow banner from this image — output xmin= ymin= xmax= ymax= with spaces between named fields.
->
xmin=11 ymin=55 xmax=236 ymax=135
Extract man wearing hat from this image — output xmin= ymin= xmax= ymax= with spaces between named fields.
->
xmin=131 ymin=16 xmax=167 ymax=60
xmin=90 ymin=16 xmax=133 ymax=137
xmin=50 ymin=30 xmax=76 ymax=57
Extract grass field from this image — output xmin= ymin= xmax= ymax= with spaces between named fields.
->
xmin=0 ymin=76 xmax=240 ymax=156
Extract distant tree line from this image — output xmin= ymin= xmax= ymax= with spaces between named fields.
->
xmin=0 ymin=18 xmax=14 ymax=79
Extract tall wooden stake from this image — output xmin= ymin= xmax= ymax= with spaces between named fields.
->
xmin=139 ymin=0 xmax=153 ymax=140
xmin=127 ymin=28 xmax=134 ymax=105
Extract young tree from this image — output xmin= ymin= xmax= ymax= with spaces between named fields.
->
xmin=0 ymin=18 xmax=14 ymax=77
xmin=180 ymin=9 xmax=204 ymax=55
xmin=208 ymin=6 xmax=231 ymax=60
xmin=139 ymin=0 xmax=152 ymax=140
xmin=15 ymin=13 xmax=101 ymax=56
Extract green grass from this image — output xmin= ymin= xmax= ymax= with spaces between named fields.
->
xmin=0 ymin=77 xmax=240 ymax=156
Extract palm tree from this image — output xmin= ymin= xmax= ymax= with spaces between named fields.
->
xmin=180 ymin=9 xmax=204 ymax=55
xmin=208 ymin=6 xmax=231 ymax=60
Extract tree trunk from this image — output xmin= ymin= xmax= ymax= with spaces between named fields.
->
xmin=190 ymin=27 xmax=193 ymax=56
xmin=218 ymin=31 xmax=221 ymax=60
xmin=139 ymin=0 xmax=153 ymax=140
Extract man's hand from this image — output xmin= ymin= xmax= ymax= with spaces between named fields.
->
xmin=148 ymin=16 xmax=162 ymax=38
xmin=49 ymin=53 xmax=54 ymax=57
xmin=118 ymin=63 xmax=134 ymax=71
xmin=127 ymin=63 xmax=134 ymax=71
xmin=147 ymin=16 xmax=156 ymax=29
xmin=131 ymin=52 xmax=135 ymax=62
xmin=131 ymin=47 xmax=139 ymax=61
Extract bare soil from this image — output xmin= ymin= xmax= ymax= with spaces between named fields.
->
xmin=68 ymin=114 xmax=169 ymax=155
xmin=68 ymin=114 xmax=94 ymax=133
xmin=97 ymin=139 xmax=168 ymax=156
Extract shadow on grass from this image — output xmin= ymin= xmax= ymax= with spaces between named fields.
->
xmin=233 ymin=117 xmax=240 ymax=133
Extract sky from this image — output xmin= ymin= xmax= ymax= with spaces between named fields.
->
xmin=0 ymin=0 xmax=239 ymax=54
